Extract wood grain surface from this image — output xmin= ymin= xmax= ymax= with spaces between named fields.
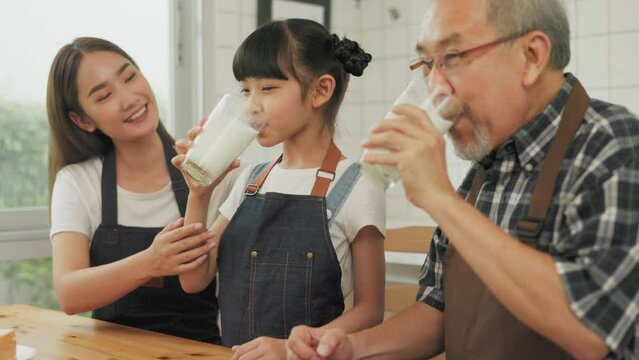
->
xmin=0 ymin=304 xmax=232 ymax=359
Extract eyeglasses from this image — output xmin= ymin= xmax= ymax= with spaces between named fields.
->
xmin=409 ymin=32 xmax=528 ymax=76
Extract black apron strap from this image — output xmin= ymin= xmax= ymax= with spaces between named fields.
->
xmin=100 ymin=136 xmax=189 ymax=226
xmin=100 ymin=149 xmax=118 ymax=227
xmin=162 ymin=138 xmax=188 ymax=217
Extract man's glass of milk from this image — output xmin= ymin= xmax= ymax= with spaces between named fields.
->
xmin=181 ymin=93 xmax=263 ymax=187
xmin=360 ymin=76 xmax=454 ymax=188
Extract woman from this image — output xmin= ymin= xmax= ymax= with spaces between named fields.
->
xmin=47 ymin=37 xmax=240 ymax=343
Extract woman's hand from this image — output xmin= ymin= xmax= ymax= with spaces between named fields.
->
xmin=171 ymin=116 xmax=240 ymax=198
xmin=231 ymin=337 xmax=287 ymax=360
xmin=142 ymin=217 xmax=217 ymax=278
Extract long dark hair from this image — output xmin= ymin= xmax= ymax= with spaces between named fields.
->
xmin=46 ymin=37 xmax=173 ymax=200
xmin=232 ymin=18 xmax=372 ymax=133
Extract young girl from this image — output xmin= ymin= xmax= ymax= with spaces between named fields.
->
xmin=173 ymin=18 xmax=386 ymax=358
xmin=48 ymin=37 xmax=242 ymax=343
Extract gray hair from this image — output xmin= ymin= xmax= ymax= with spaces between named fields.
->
xmin=486 ymin=0 xmax=571 ymax=69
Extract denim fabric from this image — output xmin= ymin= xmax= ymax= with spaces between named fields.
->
xmin=90 ymin=139 xmax=220 ymax=344
xmin=217 ymin=163 xmax=359 ymax=346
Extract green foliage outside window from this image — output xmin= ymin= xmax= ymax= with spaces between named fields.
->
xmin=0 ymin=96 xmax=56 ymax=309
xmin=0 ymin=97 xmax=48 ymax=207
xmin=0 ymin=95 xmax=168 ymax=312
xmin=0 ymin=258 xmax=58 ymax=310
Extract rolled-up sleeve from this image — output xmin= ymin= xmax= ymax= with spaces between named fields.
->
xmin=555 ymin=159 xmax=639 ymax=355
xmin=417 ymin=228 xmax=448 ymax=311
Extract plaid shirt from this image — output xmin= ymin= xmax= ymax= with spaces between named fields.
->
xmin=417 ymin=74 xmax=639 ymax=359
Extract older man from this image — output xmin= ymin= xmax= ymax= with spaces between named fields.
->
xmin=286 ymin=0 xmax=639 ymax=359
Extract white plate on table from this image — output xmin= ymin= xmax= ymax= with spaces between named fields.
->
xmin=17 ymin=344 xmax=37 ymax=360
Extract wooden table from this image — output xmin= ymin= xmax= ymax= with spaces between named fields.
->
xmin=0 ymin=304 xmax=232 ymax=359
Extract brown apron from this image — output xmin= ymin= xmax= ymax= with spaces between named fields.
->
xmin=443 ymin=80 xmax=590 ymax=360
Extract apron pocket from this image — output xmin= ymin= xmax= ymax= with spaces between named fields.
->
xmin=248 ymin=249 xmax=313 ymax=338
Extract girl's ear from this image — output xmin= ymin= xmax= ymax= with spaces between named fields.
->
xmin=69 ymin=111 xmax=97 ymax=132
xmin=311 ymin=74 xmax=336 ymax=109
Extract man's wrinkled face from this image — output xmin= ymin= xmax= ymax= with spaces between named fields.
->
xmin=418 ymin=0 xmax=526 ymax=161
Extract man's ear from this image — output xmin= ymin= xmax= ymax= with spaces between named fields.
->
xmin=69 ymin=111 xmax=97 ymax=132
xmin=520 ymin=30 xmax=553 ymax=87
xmin=311 ymin=74 xmax=336 ymax=109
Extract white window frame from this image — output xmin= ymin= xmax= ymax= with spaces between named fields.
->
xmin=0 ymin=208 xmax=50 ymax=262
xmin=0 ymin=1 xmax=203 ymax=262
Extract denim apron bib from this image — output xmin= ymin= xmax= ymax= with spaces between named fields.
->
xmin=217 ymin=142 xmax=360 ymax=346
xmin=90 ymin=138 xmax=221 ymax=344
xmin=443 ymin=80 xmax=590 ymax=359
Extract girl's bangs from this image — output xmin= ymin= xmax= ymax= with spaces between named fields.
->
xmin=233 ymin=23 xmax=293 ymax=81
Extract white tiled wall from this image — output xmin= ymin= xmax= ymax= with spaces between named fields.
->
xmin=566 ymin=0 xmax=639 ymax=113
xmin=207 ymin=0 xmax=639 ymax=228
xmin=354 ymin=0 xmax=468 ymax=228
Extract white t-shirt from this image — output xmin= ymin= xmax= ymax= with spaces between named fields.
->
xmin=219 ymin=158 xmax=386 ymax=296
xmin=50 ymin=157 xmax=246 ymax=245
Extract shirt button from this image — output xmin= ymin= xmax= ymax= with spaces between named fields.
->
xmin=524 ymin=163 xmax=534 ymax=172
xmin=326 ymin=209 xmax=332 ymax=219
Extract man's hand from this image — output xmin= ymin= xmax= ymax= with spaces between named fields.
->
xmin=362 ymin=103 xmax=456 ymax=212
xmin=286 ymin=326 xmax=354 ymax=360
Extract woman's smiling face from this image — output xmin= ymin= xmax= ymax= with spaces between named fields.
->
xmin=73 ymin=50 xmax=159 ymax=142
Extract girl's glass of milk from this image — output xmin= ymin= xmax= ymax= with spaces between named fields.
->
xmin=360 ymin=76 xmax=453 ymax=188
xmin=181 ymin=93 xmax=263 ymax=187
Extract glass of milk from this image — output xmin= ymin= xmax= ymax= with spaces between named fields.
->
xmin=360 ymin=76 xmax=453 ymax=188
xmin=181 ymin=93 xmax=263 ymax=187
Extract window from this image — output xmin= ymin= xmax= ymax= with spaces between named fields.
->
xmin=0 ymin=0 xmax=180 ymax=308
xmin=0 ymin=0 xmax=172 ymax=210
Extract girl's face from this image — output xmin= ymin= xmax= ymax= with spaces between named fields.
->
xmin=72 ymin=51 xmax=159 ymax=143
xmin=240 ymin=76 xmax=317 ymax=147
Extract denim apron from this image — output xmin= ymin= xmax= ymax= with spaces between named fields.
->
xmin=217 ymin=142 xmax=359 ymax=346
xmin=443 ymin=80 xmax=590 ymax=359
xmin=90 ymin=138 xmax=220 ymax=344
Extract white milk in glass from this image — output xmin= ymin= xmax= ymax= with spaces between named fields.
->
xmin=181 ymin=94 xmax=260 ymax=186
xmin=360 ymin=77 xmax=453 ymax=188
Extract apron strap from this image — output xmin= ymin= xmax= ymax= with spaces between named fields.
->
xmin=465 ymin=166 xmax=487 ymax=207
xmin=163 ymin=138 xmax=188 ymax=217
xmin=100 ymin=135 xmax=190 ymax=225
xmin=310 ymin=141 xmax=342 ymax=197
xmin=465 ymin=80 xmax=590 ymax=242
xmin=244 ymin=156 xmax=281 ymax=196
xmin=244 ymin=141 xmax=343 ymax=198
xmin=516 ymin=80 xmax=590 ymax=240
xmin=325 ymin=163 xmax=361 ymax=228
xmin=101 ymin=147 xmax=118 ymax=227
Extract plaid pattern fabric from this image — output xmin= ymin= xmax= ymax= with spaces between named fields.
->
xmin=417 ymin=74 xmax=639 ymax=359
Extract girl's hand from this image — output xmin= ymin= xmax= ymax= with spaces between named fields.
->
xmin=171 ymin=117 xmax=240 ymax=198
xmin=143 ymin=218 xmax=217 ymax=278
xmin=231 ymin=337 xmax=287 ymax=360
xmin=286 ymin=326 xmax=353 ymax=360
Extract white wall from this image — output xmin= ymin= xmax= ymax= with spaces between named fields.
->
xmin=565 ymin=0 xmax=639 ymax=114
xmin=206 ymin=0 xmax=639 ymax=230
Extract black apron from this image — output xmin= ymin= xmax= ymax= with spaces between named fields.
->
xmin=90 ymin=138 xmax=220 ymax=344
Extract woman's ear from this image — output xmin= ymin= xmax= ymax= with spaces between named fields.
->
xmin=311 ymin=74 xmax=336 ymax=109
xmin=69 ymin=111 xmax=97 ymax=132
xmin=520 ymin=30 xmax=553 ymax=87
